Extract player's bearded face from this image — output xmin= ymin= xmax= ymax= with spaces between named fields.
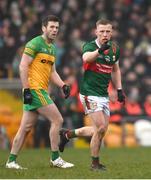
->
xmin=96 ymin=24 xmax=112 ymax=44
xmin=43 ymin=21 xmax=59 ymax=41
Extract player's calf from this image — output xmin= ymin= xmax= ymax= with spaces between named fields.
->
xmin=59 ymin=129 xmax=70 ymax=152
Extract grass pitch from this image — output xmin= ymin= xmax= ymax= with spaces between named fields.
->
xmin=0 ymin=147 xmax=151 ymax=179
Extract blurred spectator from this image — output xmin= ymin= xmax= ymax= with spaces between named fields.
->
xmin=33 ymin=116 xmax=50 ymax=148
xmin=109 ymin=89 xmax=123 ymax=123
xmin=0 ymin=126 xmax=10 ymax=150
xmin=60 ymin=73 xmax=83 ymax=129
xmin=125 ymin=92 xmax=143 ymax=116
xmin=144 ymin=94 xmax=151 ymax=116
xmin=12 ymin=47 xmax=23 ymax=77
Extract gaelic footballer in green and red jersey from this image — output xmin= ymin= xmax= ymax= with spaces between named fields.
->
xmin=80 ymin=40 xmax=120 ymax=97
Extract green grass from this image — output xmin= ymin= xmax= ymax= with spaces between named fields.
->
xmin=0 ymin=147 xmax=151 ymax=179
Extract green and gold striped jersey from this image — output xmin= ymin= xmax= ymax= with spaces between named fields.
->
xmin=24 ymin=35 xmax=56 ymax=90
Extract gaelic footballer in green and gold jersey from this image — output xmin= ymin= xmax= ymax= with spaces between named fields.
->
xmin=6 ymin=15 xmax=74 ymax=169
xmin=23 ymin=35 xmax=56 ymax=111
xmin=24 ymin=35 xmax=56 ymax=90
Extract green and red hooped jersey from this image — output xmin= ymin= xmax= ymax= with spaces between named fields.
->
xmin=80 ymin=39 xmax=120 ymax=97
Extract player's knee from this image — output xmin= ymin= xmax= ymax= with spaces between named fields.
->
xmin=89 ymin=128 xmax=94 ymax=136
xmin=25 ymin=124 xmax=32 ymax=133
xmin=58 ymin=117 xmax=63 ymax=125
xmin=60 ymin=117 xmax=64 ymax=124
xmin=53 ymin=117 xmax=63 ymax=126
xmin=97 ymin=126 xmax=106 ymax=137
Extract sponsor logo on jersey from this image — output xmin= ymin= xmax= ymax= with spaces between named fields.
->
xmin=84 ymin=61 xmax=113 ymax=74
xmin=96 ymin=63 xmax=112 ymax=73
xmin=41 ymin=59 xmax=54 ymax=65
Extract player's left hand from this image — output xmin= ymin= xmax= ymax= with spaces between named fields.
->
xmin=62 ymin=84 xmax=70 ymax=99
xmin=117 ymin=89 xmax=125 ymax=104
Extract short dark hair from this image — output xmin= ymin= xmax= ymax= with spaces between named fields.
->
xmin=96 ymin=19 xmax=112 ymax=27
xmin=42 ymin=15 xmax=60 ymax=27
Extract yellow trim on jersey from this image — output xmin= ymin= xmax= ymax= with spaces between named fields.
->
xmin=24 ymin=47 xmax=35 ymax=56
xmin=35 ymin=90 xmax=47 ymax=105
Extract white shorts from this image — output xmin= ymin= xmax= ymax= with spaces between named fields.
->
xmin=79 ymin=93 xmax=110 ymax=116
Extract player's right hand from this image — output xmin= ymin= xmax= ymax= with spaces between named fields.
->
xmin=98 ymin=42 xmax=110 ymax=54
xmin=23 ymin=88 xmax=32 ymax=104
xmin=62 ymin=84 xmax=70 ymax=99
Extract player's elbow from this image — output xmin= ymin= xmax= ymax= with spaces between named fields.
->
xmin=19 ymin=63 xmax=23 ymax=73
xmin=19 ymin=61 xmax=28 ymax=74
xmin=82 ymin=57 xmax=87 ymax=63
xmin=82 ymin=54 xmax=89 ymax=63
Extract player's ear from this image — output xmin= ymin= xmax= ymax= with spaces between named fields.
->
xmin=95 ymin=28 xmax=98 ymax=36
xmin=42 ymin=25 xmax=46 ymax=33
xmin=110 ymin=25 xmax=113 ymax=36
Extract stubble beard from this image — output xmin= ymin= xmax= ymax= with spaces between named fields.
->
xmin=46 ymin=34 xmax=55 ymax=43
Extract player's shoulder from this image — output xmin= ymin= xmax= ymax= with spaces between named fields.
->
xmin=27 ymin=35 xmax=42 ymax=44
xmin=111 ymin=41 xmax=120 ymax=51
xmin=110 ymin=41 xmax=120 ymax=60
xmin=25 ymin=35 xmax=42 ymax=50
xmin=83 ymin=40 xmax=97 ymax=49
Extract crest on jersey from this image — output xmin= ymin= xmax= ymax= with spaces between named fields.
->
xmin=104 ymin=55 xmax=111 ymax=62
xmin=41 ymin=48 xmax=48 ymax=53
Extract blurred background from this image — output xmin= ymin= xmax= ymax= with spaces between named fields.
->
xmin=0 ymin=0 xmax=151 ymax=150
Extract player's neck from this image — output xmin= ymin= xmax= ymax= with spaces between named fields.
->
xmin=42 ymin=34 xmax=53 ymax=45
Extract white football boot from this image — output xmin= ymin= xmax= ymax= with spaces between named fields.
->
xmin=51 ymin=157 xmax=74 ymax=168
xmin=6 ymin=161 xmax=27 ymax=170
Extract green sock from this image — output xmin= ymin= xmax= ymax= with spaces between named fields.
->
xmin=92 ymin=156 xmax=99 ymax=165
xmin=67 ymin=130 xmax=77 ymax=139
xmin=8 ymin=154 xmax=17 ymax=162
xmin=51 ymin=151 xmax=59 ymax=161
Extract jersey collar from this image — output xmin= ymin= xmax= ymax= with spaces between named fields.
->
xmin=95 ymin=39 xmax=111 ymax=48
xmin=95 ymin=39 xmax=101 ymax=48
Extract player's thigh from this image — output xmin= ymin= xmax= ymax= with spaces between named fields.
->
xmin=79 ymin=94 xmax=110 ymax=116
xmin=19 ymin=111 xmax=38 ymax=132
xmin=89 ymin=111 xmax=109 ymax=135
xmin=103 ymin=113 xmax=110 ymax=128
xmin=37 ymin=104 xmax=63 ymax=124
xmin=89 ymin=110 xmax=106 ymax=128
